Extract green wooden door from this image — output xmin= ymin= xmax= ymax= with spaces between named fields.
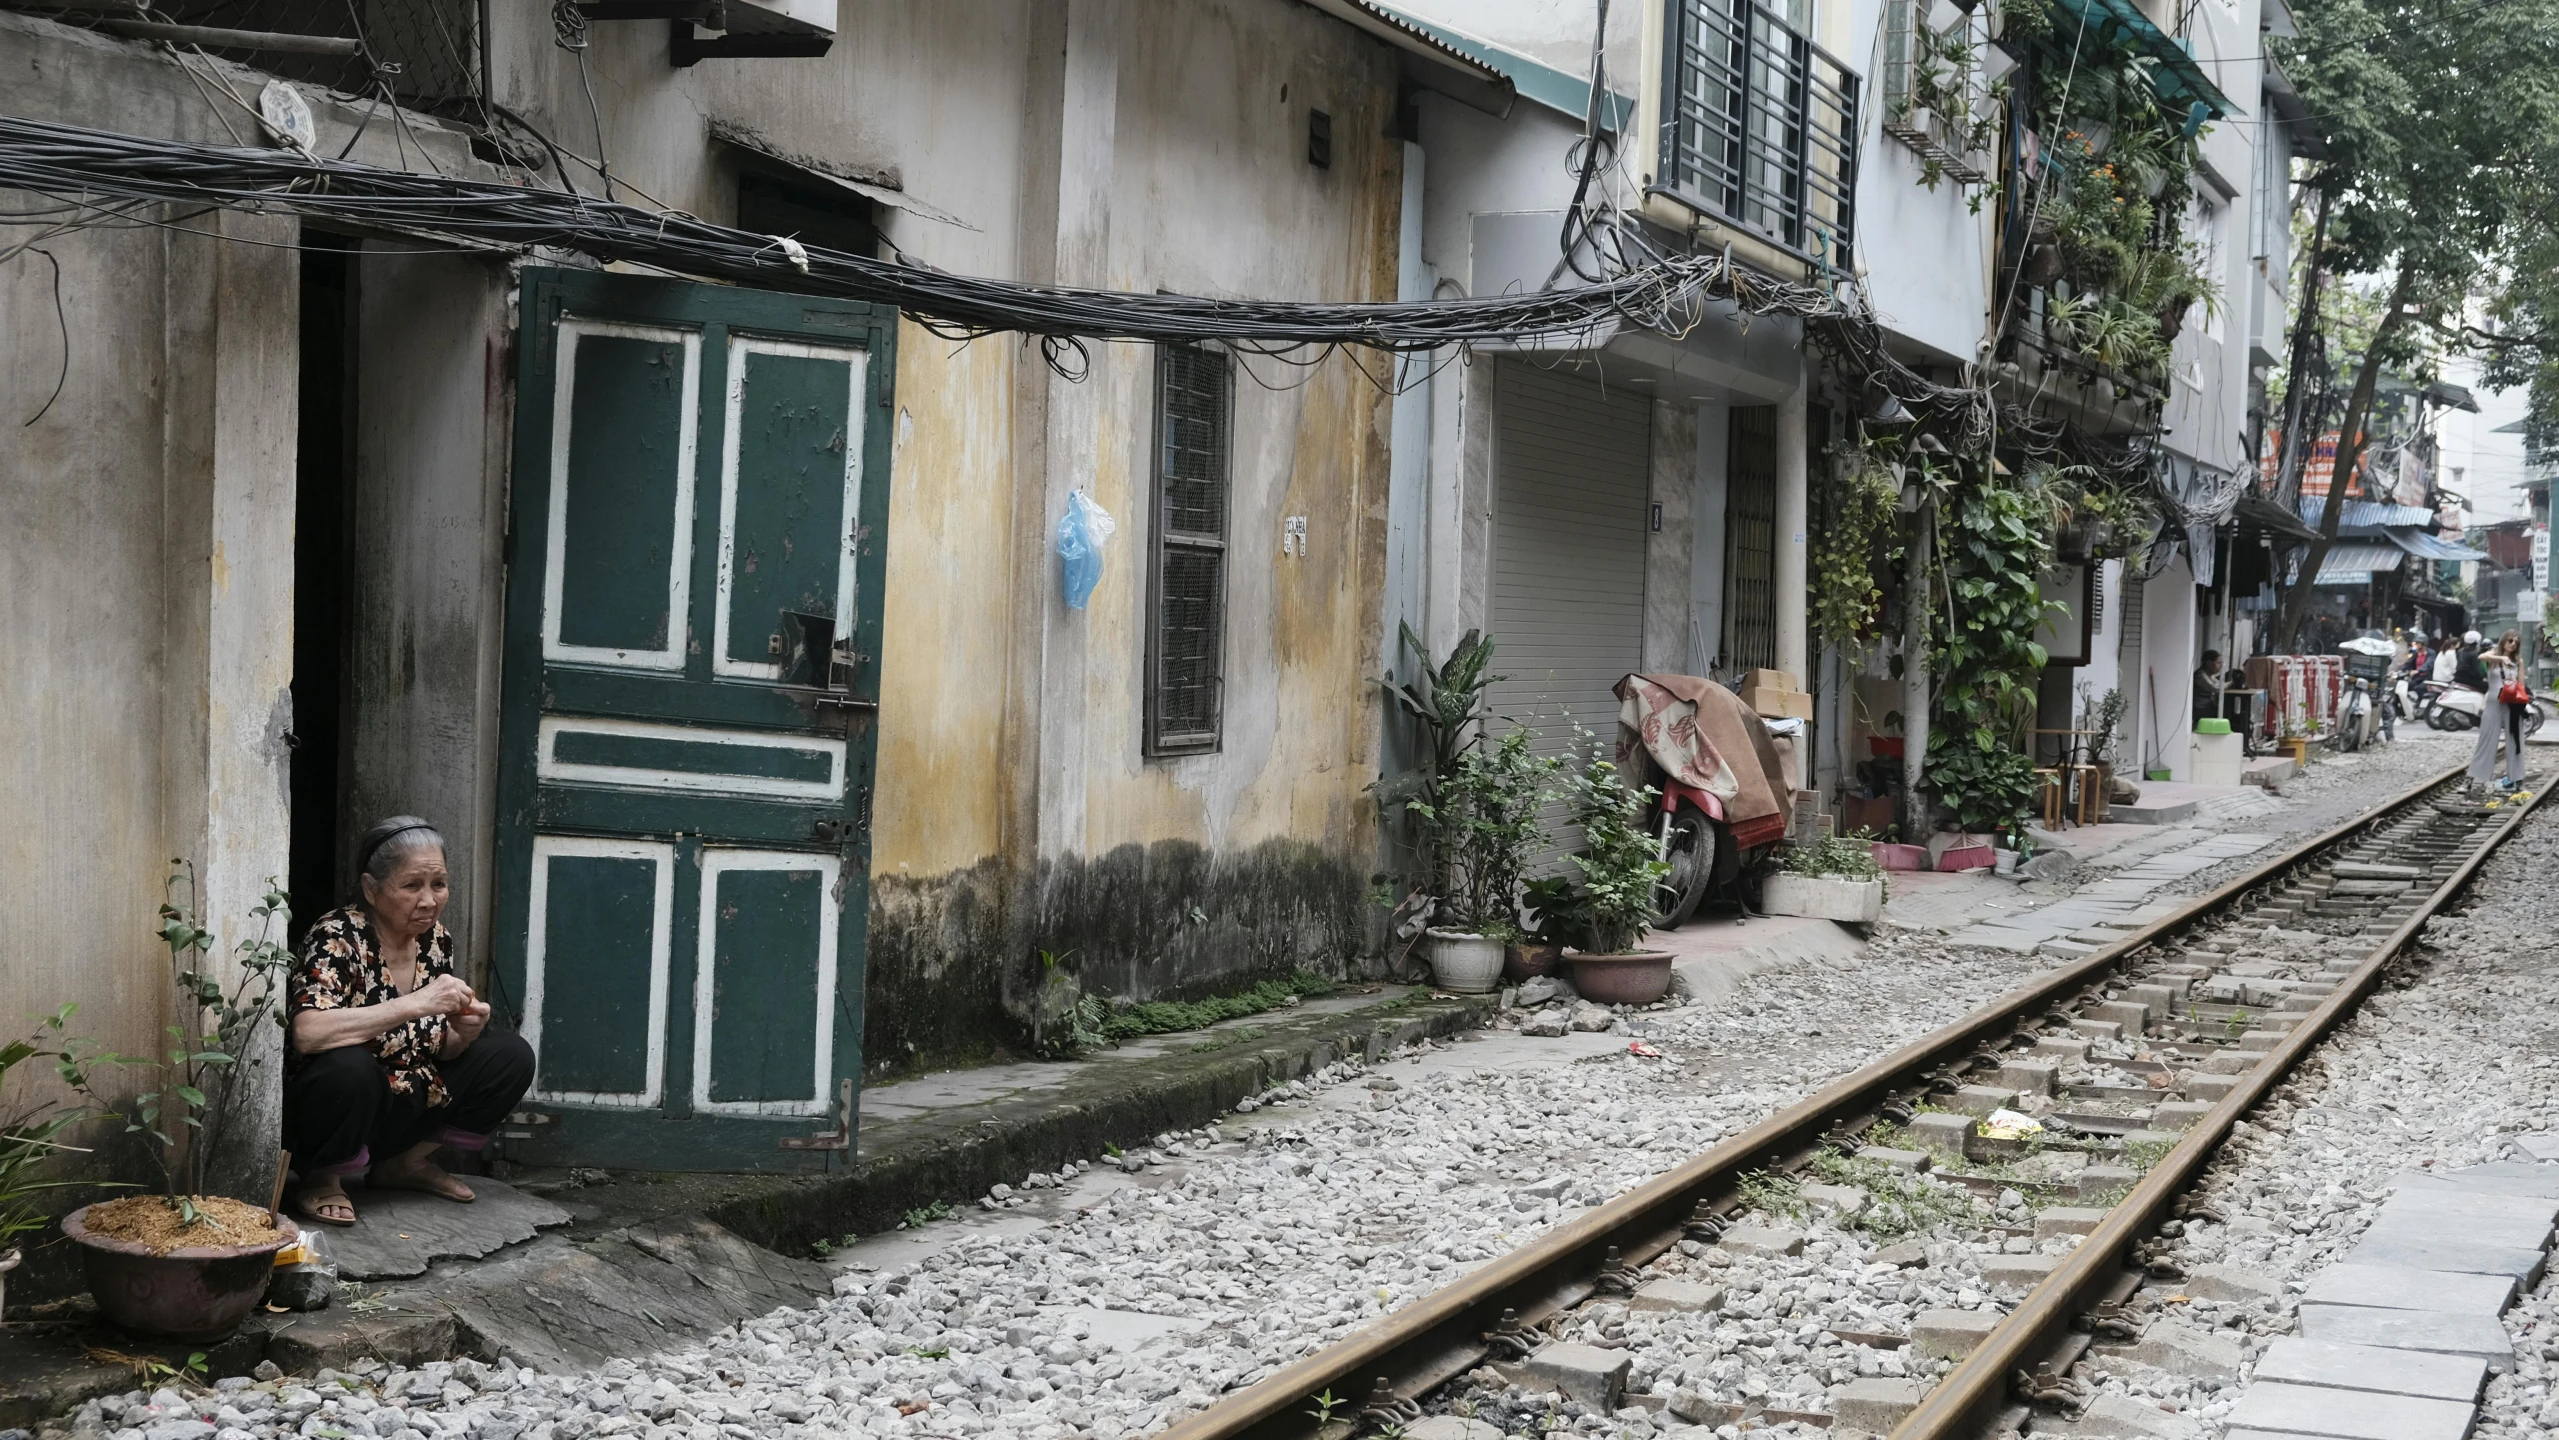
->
xmin=491 ymin=268 xmax=891 ymax=1171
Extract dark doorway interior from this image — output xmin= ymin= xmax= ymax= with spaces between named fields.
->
xmin=290 ymin=234 xmax=356 ymax=935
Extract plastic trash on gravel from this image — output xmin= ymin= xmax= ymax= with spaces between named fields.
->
xmin=1980 ymin=1108 xmax=2044 ymax=1139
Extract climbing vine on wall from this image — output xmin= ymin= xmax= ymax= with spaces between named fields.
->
xmin=1922 ymin=469 xmax=2057 ymax=841
xmin=1811 ymin=430 xmax=1909 ymax=648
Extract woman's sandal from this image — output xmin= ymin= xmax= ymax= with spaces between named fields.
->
xmin=293 ymin=1186 xmax=358 ymax=1227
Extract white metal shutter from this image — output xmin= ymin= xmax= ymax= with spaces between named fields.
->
xmin=1487 ymin=363 xmax=1653 ymax=858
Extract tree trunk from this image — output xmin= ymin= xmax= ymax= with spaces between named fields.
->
xmin=2273 ymin=258 xmax=2417 ymax=650
xmin=2271 ymin=187 xmax=2333 ymax=510
xmin=1901 ymin=495 xmax=1934 ymax=839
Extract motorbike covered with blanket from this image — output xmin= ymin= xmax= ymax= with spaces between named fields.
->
xmin=1613 ymin=673 xmax=1796 ymax=928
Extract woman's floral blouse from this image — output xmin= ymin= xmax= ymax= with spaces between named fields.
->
xmin=289 ymin=905 xmax=458 ymax=1107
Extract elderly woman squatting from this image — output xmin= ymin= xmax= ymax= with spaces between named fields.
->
xmin=283 ymin=816 xmax=534 ymax=1227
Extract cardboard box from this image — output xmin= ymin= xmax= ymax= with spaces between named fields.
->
xmin=1744 ymin=668 xmax=1800 ymax=694
xmin=1743 ymin=686 xmax=1814 ymax=721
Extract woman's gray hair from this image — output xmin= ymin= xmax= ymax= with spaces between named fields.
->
xmin=354 ymin=815 xmax=446 ymax=890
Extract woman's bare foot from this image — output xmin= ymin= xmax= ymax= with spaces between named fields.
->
xmin=368 ymin=1152 xmax=475 ymax=1202
xmin=293 ymin=1177 xmax=358 ymax=1226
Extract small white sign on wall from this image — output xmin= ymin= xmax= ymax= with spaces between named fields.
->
xmin=1283 ymin=516 xmax=1308 ymax=558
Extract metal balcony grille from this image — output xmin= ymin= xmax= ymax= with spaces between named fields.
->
xmin=1657 ymin=0 xmax=1860 ymax=271
xmin=1147 ymin=344 xmax=1232 ymax=755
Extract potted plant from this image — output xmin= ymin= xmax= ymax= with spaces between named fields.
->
xmin=2080 ymin=685 xmax=2130 ymax=822
xmin=1508 ymin=875 xmax=1583 ymax=981
xmin=1415 ymin=729 xmax=1555 ymax=992
xmin=1763 ymin=835 xmax=1889 ymax=924
xmin=1558 ymin=726 xmax=1675 ymax=1005
xmin=59 ymin=865 xmax=301 ymax=1340
xmin=1379 ymin=628 xmax=1555 ymax=994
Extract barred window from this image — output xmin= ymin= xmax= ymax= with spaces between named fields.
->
xmin=1147 ymin=345 xmax=1231 ymax=754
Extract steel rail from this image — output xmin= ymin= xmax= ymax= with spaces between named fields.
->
xmin=1159 ymin=761 xmax=2468 ymax=1440
xmin=1889 ymin=770 xmax=2546 ymax=1438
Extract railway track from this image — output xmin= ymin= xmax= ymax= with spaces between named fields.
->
xmin=1157 ymin=760 xmax=2545 ymax=1440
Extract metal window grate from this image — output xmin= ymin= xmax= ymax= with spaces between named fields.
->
xmin=1158 ymin=345 xmax=1230 ymax=540
xmin=1148 ymin=345 xmax=1231 ymax=754
xmin=1657 ymin=0 xmax=1860 ymax=271
xmin=1724 ymin=405 xmax=1778 ymax=674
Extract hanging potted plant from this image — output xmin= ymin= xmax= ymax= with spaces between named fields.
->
xmin=59 ymin=866 xmax=300 ymax=1340
xmin=1559 ymin=725 xmax=1675 ymax=1005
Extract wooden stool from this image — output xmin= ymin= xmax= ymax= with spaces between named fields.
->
xmin=2067 ymin=763 xmax=2102 ymax=827
xmin=2035 ymin=767 xmax=2066 ymax=829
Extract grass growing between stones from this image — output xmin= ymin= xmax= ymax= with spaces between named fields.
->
xmin=1801 ymin=1152 xmax=1978 ymax=1240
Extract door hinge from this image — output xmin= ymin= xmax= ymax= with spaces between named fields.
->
xmin=854 ymin=785 xmax=873 ymax=840
xmin=778 ymin=1078 xmax=854 ymax=1152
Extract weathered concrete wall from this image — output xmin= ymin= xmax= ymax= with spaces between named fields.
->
xmin=472 ymin=1 xmax=1405 ymax=1065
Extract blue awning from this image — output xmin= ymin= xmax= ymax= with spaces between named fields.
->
xmin=2310 ymin=542 xmax=2406 ymax=586
xmin=2387 ymin=528 xmax=2489 ymax=562
xmin=2047 ymin=0 xmax=2241 ymax=119
xmin=2298 ymin=498 xmax=2436 ymax=528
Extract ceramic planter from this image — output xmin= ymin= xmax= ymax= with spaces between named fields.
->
xmin=62 ymin=1203 xmax=299 ymax=1341
xmin=1503 ymin=942 xmax=1563 ymax=982
xmin=1422 ymin=929 xmax=1506 ymax=994
xmin=1762 ymin=873 xmax=1885 ymax=924
xmin=1568 ymin=951 xmax=1673 ymax=1005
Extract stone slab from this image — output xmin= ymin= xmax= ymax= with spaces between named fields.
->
xmin=2224 ymin=1380 xmax=2475 ymax=1440
xmin=1906 ymin=1111 xmax=1974 ymax=1160
xmin=2035 ymin=1206 xmax=2110 ymax=1238
xmin=2346 ymin=1229 xmax=2546 ymax=1283
xmin=1950 ymin=1084 xmax=2019 ymax=1115
xmin=2251 ymin=1337 xmax=2487 ymax=1402
xmin=1628 ymin=1278 xmax=1726 ymax=1314
xmin=2088 ymin=1000 xmax=2151 ymax=1035
xmin=2376 ymin=1185 xmax=2559 ymax=1229
xmin=1912 ymin=1308 xmax=1999 ymax=1359
xmin=330 ymin=1176 xmax=573 ymax=1281
xmin=1831 ymin=1377 xmax=1926 ymax=1433
xmin=2438 ymin=1160 xmax=2559 ymax=1195
xmin=2360 ymin=1200 xmax=2553 ymax=1253
xmin=1856 ymin=1145 xmax=1931 ymax=1172
xmin=1511 ymin=1341 xmax=1630 ymax=1408
xmin=1977 ymin=1252 xmax=2062 ymax=1290
xmin=2125 ymin=1321 xmax=2241 ymax=1380
xmin=2295 ymin=1303 xmax=2516 ymax=1370
xmin=1720 ymin=1224 xmax=1806 ymax=1257
xmin=2511 ymin=1132 xmax=2559 ymax=1162
xmin=416 ymin=1218 xmax=832 ymax=1372
xmin=2299 ymin=1262 xmax=2516 ymax=1314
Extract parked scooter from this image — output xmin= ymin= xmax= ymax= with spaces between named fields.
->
xmin=2336 ymin=635 xmax=2395 ymax=751
xmin=1613 ymin=674 xmax=1792 ymax=929
xmin=2427 ymin=682 xmax=2551 ymax=737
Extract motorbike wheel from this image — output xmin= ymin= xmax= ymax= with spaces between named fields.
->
xmin=1653 ymin=812 xmax=1717 ymax=930
xmin=2425 ymin=701 xmax=2451 ymax=730
xmin=2529 ymin=703 xmax=2549 ymax=739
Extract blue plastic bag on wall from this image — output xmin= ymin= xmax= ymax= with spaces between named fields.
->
xmin=1057 ymin=489 xmax=1116 ymax=610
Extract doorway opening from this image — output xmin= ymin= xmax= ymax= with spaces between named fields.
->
xmin=290 ymin=233 xmax=356 ymax=932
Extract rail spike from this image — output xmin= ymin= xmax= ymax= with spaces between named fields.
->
xmin=1591 ymin=1246 xmax=1638 ymax=1297
xmin=1481 ymin=1307 xmax=1543 ymax=1361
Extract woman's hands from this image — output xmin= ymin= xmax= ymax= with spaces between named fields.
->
xmin=441 ymin=996 xmax=493 ymax=1057
xmin=290 ymin=972 xmax=483 ymax=1056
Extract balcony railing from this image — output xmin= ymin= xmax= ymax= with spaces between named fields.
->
xmin=1654 ymin=0 xmax=1861 ymax=272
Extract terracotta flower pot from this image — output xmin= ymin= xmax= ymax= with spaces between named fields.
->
xmin=62 ymin=1203 xmax=299 ymax=1342
xmin=1503 ymin=942 xmax=1563 ymax=982
xmin=1567 ymin=951 xmax=1673 ymax=1005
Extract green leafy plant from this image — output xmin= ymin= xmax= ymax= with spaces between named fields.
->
xmin=0 ymin=1007 xmax=126 ymax=1250
xmin=1777 ymin=834 xmax=1887 ymax=885
xmin=1922 ymin=477 xmax=2058 ymax=845
xmin=1813 ymin=430 xmax=1909 ymax=648
xmin=898 ymin=1200 xmax=960 ymax=1230
xmin=1411 ymin=726 xmax=1557 ymax=934
xmin=1517 ymin=874 xmax=1588 ymax=950
xmin=2079 ymin=686 xmax=2131 ymax=768
xmin=1379 ymin=627 xmax=1556 ymax=935
xmin=1559 ymin=724 xmax=1670 ymax=956
xmin=64 ymin=866 xmax=296 ymax=1222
